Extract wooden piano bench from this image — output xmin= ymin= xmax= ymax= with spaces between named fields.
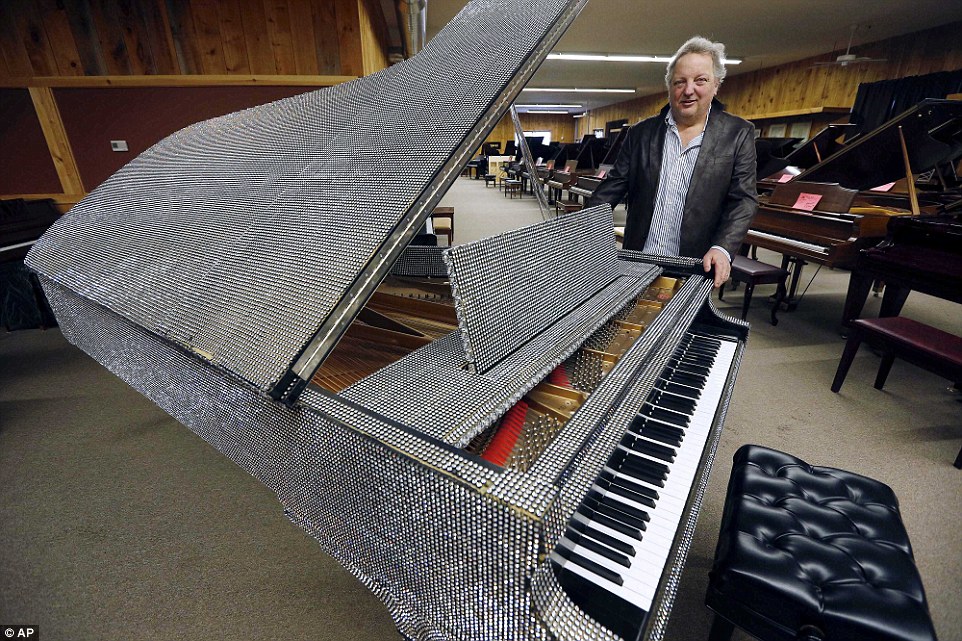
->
xmin=718 ymin=255 xmax=788 ymax=325
xmin=831 ymin=316 xmax=962 ymax=468
xmin=483 ymin=173 xmax=497 ymax=187
xmin=706 ymin=445 xmax=937 ymax=641
xmin=503 ymin=179 xmax=522 ymax=198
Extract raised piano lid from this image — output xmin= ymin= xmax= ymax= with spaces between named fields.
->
xmin=795 ymin=99 xmax=962 ymax=190
xmin=24 ymin=0 xmax=590 ymax=404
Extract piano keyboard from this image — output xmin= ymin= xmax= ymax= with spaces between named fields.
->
xmin=550 ymin=328 xmax=738 ymax=641
xmin=746 ymin=230 xmax=830 ymax=256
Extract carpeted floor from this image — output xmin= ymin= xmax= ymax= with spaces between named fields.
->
xmin=2 ymin=175 xmax=960 ymax=640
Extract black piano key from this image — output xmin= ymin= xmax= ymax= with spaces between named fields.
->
xmin=655 ymin=378 xmax=701 ymax=399
xmin=663 ymin=370 xmax=705 ymax=387
xmin=578 ymin=504 xmax=644 ymax=540
xmin=588 ymin=489 xmax=650 ymax=524
xmin=610 ymin=448 xmax=667 ymax=482
xmin=641 ymin=421 xmax=686 ymax=444
xmin=619 ymin=448 xmax=670 ymax=478
xmin=630 ymin=417 xmax=684 ymax=447
xmin=622 ymin=433 xmax=676 ymax=462
xmin=555 ymin=545 xmax=624 ymax=585
xmin=585 ymin=492 xmax=649 ymax=530
xmin=650 ymin=390 xmax=696 ymax=414
xmin=598 ymin=468 xmax=659 ymax=505
xmin=569 ymin=520 xmax=636 ymax=556
xmin=551 ymin=560 xmax=648 ymax=641
xmin=564 ymin=529 xmax=632 ymax=567
xmin=595 ymin=477 xmax=658 ymax=508
xmin=639 ymin=403 xmax=690 ymax=427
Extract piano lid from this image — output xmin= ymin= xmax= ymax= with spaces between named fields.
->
xmin=24 ymin=0 xmax=590 ymax=403
xmin=795 ymin=99 xmax=962 ymax=190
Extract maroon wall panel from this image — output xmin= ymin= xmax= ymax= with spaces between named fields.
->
xmin=54 ymin=86 xmax=316 ymax=190
xmin=0 ymin=88 xmax=63 ymax=194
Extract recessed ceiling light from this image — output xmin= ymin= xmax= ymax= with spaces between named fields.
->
xmin=515 ymin=104 xmax=582 ymax=109
xmin=548 ymin=53 xmax=741 ymax=64
xmin=522 ymin=88 xmax=636 ymax=93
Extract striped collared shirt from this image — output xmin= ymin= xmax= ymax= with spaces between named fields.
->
xmin=643 ymin=108 xmax=709 ymax=256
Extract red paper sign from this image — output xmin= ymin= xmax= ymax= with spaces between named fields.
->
xmin=792 ymin=192 xmax=823 ymax=211
xmin=777 ymin=173 xmax=793 ymax=183
xmin=871 ymin=181 xmax=896 ymax=192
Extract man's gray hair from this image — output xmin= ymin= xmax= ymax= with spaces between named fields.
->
xmin=665 ymin=36 xmax=727 ymax=88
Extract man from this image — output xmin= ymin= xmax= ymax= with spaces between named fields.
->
xmin=588 ymin=36 xmax=757 ymax=287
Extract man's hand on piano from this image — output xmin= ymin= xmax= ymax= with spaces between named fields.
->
xmin=702 ymin=248 xmax=731 ymax=288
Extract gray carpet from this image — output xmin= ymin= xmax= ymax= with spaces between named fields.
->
xmin=2 ymin=176 xmax=960 ymax=640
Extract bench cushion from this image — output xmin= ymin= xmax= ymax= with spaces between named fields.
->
xmin=853 ymin=317 xmax=962 ymax=368
xmin=731 ymin=255 xmax=787 ymax=280
xmin=708 ymin=444 xmax=936 ymax=641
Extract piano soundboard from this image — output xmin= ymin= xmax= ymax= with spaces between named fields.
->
xmin=23 ymin=1 xmax=748 ymax=640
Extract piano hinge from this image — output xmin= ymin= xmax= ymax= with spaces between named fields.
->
xmin=270 ymin=370 xmax=308 ymax=407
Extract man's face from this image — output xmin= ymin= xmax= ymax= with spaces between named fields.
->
xmin=668 ymin=52 xmax=719 ymax=126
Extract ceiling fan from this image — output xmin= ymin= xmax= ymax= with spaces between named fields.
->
xmin=813 ymin=24 xmax=888 ymax=67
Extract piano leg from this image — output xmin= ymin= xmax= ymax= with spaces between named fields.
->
xmin=879 ymin=284 xmax=911 ymax=318
xmin=842 ymin=271 xmax=874 ymax=327
xmin=780 ymin=255 xmax=806 ymax=311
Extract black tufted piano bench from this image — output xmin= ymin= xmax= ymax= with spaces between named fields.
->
xmin=706 ymin=444 xmax=937 ymax=641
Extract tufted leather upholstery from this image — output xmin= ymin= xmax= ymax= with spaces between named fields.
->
xmin=706 ymin=445 xmax=937 ymax=641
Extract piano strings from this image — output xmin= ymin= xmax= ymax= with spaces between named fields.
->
xmin=466 ymin=276 xmax=685 ymax=472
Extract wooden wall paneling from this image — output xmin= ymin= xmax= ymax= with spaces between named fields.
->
xmin=86 ymin=0 xmax=134 ymax=74
xmin=0 ymin=4 xmax=35 ymax=77
xmin=60 ymin=0 xmax=109 ymax=75
xmin=358 ymin=0 xmax=389 ymax=75
xmin=166 ymin=0 xmax=204 ymax=73
xmin=237 ymin=0 xmax=276 ymax=74
xmin=141 ymin=0 xmax=181 ymax=74
xmin=215 ymin=0 xmax=252 ymax=73
xmin=112 ymin=0 xmax=164 ymax=74
xmin=8 ymin=2 xmax=59 ymax=76
xmin=28 ymin=86 xmax=85 ymax=195
xmin=288 ymin=0 xmax=321 ymax=75
xmin=35 ymin=0 xmax=84 ymax=76
xmin=310 ymin=0 xmax=341 ymax=75
xmin=190 ymin=0 xmax=229 ymax=74
xmin=334 ymin=0 xmax=364 ymax=77
xmin=264 ymin=0 xmax=297 ymax=75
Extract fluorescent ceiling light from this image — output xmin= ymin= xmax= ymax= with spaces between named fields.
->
xmin=572 ymin=113 xmax=588 ymax=118
xmin=525 ymin=110 xmax=570 ymax=114
xmin=548 ymin=53 xmax=742 ymax=64
xmin=515 ymin=104 xmax=582 ymax=108
xmin=522 ymin=88 xmax=636 ymax=93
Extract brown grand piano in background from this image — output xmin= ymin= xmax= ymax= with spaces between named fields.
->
xmin=745 ymin=181 xmax=913 ymax=304
xmin=745 ymin=99 xmax=962 ymax=307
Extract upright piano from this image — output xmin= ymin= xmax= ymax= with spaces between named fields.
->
xmin=24 ymin=2 xmax=748 ymax=640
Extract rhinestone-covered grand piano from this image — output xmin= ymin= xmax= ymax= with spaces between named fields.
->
xmin=24 ymin=2 xmax=747 ymax=640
